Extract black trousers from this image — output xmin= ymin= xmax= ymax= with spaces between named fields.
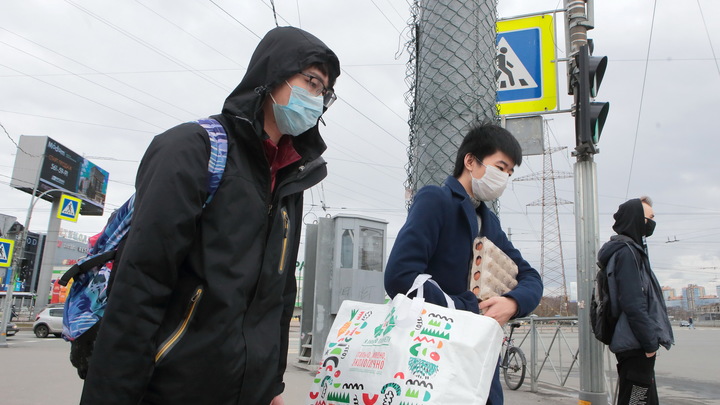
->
xmin=615 ymin=349 xmax=658 ymax=405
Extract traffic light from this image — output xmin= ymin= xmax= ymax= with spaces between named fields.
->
xmin=573 ymin=43 xmax=609 ymax=155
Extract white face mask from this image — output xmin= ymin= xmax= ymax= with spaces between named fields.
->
xmin=471 ymin=163 xmax=509 ymax=201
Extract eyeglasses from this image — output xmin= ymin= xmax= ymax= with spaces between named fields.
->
xmin=298 ymin=72 xmax=337 ymax=108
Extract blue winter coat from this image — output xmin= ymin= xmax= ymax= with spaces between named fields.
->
xmin=385 ymin=176 xmax=543 ymax=405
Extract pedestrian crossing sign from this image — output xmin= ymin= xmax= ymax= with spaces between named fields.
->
xmin=0 ymin=238 xmax=14 ymax=267
xmin=57 ymin=194 xmax=82 ymax=222
xmin=496 ymin=15 xmax=557 ymax=115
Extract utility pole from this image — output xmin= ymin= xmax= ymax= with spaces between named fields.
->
xmin=565 ymin=0 xmax=608 ymax=404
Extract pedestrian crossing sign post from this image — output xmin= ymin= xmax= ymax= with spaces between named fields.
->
xmin=496 ymin=15 xmax=557 ymax=115
xmin=57 ymin=194 xmax=82 ymax=222
xmin=0 ymin=238 xmax=14 ymax=268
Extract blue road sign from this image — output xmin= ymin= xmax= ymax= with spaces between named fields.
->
xmin=497 ymin=29 xmax=542 ymax=103
xmin=496 ymin=15 xmax=557 ymax=115
xmin=57 ymin=194 xmax=82 ymax=222
xmin=0 ymin=238 xmax=14 ymax=267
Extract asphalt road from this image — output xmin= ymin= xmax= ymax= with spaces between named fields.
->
xmin=2 ymin=324 xmax=718 ymax=404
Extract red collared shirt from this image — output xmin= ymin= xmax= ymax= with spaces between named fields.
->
xmin=262 ymin=135 xmax=302 ymax=191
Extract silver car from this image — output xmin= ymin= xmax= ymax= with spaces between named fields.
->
xmin=33 ymin=306 xmax=64 ymax=338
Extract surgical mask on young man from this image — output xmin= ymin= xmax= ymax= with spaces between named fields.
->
xmin=272 ymin=83 xmax=324 ymax=136
xmin=471 ymin=164 xmax=509 ymax=201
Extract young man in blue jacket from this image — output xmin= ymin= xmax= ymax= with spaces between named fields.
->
xmin=385 ymin=123 xmax=543 ymax=405
xmin=597 ymin=197 xmax=673 ymax=405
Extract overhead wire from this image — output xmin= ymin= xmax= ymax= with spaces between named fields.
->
xmin=696 ymin=0 xmax=720 ymax=78
xmin=0 ymin=63 xmax=166 ymax=131
xmin=208 ymin=0 xmax=262 ymax=39
xmin=0 ymin=40 xmax=188 ymax=122
xmin=0 ymin=109 xmax=155 ymax=135
xmin=132 ymin=1 xmax=245 ymax=67
xmin=370 ymin=0 xmax=403 ymax=34
xmin=624 ymin=0 xmax=658 ymax=199
xmin=65 ymin=0 xmax=230 ymax=90
xmin=0 ymin=120 xmax=40 ymax=157
xmin=340 ymin=67 xmax=407 ymax=123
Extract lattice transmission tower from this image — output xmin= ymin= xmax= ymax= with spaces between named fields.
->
xmin=514 ymin=121 xmax=573 ymax=315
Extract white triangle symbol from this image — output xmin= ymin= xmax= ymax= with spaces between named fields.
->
xmin=496 ymin=37 xmax=538 ymax=90
xmin=62 ymin=201 xmax=76 ymax=217
xmin=0 ymin=243 xmax=7 ymax=261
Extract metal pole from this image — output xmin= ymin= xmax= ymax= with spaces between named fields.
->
xmin=530 ymin=316 xmax=538 ymax=392
xmin=575 ymin=157 xmax=606 ymax=404
xmin=35 ymin=198 xmax=63 ymax=315
xmin=564 ymin=0 xmax=607 ymax=403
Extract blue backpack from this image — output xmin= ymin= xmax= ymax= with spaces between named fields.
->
xmin=59 ymin=118 xmax=228 ymax=378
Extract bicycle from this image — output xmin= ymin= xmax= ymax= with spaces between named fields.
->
xmin=500 ymin=321 xmax=527 ymax=390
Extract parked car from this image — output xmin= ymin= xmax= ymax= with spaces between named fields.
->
xmin=6 ymin=322 xmax=19 ymax=336
xmin=33 ymin=306 xmax=64 ymax=338
xmin=679 ymin=320 xmax=690 ymax=327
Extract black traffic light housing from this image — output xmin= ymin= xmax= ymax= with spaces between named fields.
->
xmin=573 ymin=43 xmax=609 ymax=155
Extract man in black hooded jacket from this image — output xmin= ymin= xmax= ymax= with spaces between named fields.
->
xmin=80 ymin=27 xmax=340 ymax=405
xmin=597 ymin=196 xmax=673 ymax=405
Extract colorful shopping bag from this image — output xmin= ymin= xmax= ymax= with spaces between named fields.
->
xmin=307 ymin=274 xmax=504 ymax=405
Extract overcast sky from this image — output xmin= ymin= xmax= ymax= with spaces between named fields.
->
xmin=2 ymin=0 xmax=719 ymax=296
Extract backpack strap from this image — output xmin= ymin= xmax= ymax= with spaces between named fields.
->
xmin=60 ymin=119 xmax=228 ymax=286
xmin=196 ymin=118 xmax=228 ymax=206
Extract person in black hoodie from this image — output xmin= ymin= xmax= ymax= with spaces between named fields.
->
xmin=597 ymin=196 xmax=673 ymax=405
xmin=80 ymin=27 xmax=340 ymax=405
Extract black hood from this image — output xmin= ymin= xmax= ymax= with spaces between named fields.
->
xmin=597 ymin=234 xmax=642 ymax=267
xmin=612 ymin=198 xmax=646 ymax=245
xmin=221 ymin=26 xmax=340 ymax=127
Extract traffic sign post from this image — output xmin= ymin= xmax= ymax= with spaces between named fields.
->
xmin=497 ymin=15 xmax=557 ymax=115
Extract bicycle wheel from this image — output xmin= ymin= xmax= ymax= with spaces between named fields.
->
xmin=503 ymin=346 xmax=526 ymax=390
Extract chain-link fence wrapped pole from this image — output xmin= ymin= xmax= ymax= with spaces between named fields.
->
xmin=405 ymin=0 xmax=498 ymax=206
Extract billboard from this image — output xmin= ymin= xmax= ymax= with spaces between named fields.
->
xmin=10 ymin=136 xmax=109 ymax=215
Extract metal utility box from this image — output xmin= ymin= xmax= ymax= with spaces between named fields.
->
xmin=298 ymin=214 xmax=388 ymax=367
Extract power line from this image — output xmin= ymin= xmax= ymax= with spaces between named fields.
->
xmin=65 ymin=0 xmax=230 ymax=91
xmin=0 ymin=120 xmax=40 ymax=157
xmin=370 ymin=0 xmax=403 ymax=34
xmin=0 ymin=63 xmax=166 ymax=130
xmin=208 ymin=0 xmax=262 ymax=39
xmin=337 ymin=97 xmax=407 ymax=147
xmin=0 ymin=68 xmax=247 ymax=77
xmin=625 ymin=0 xmax=657 ymax=199
xmin=0 ymin=27 xmax=202 ymax=119
xmin=340 ymin=67 xmax=407 ymax=123
xmin=696 ymin=0 xmax=720 ymax=78
xmin=0 ymin=109 xmax=155 ymax=135
xmin=131 ymin=1 xmax=245 ymax=68
xmin=0 ymin=40 xmax=187 ymax=122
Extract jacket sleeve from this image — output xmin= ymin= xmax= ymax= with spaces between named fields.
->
xmin=81 ymin=124 xmax=211 ymax=404
xmin=384 ymin=187 xmax=479 ymax=312
xmin=485 ymin=213 xmax=543 ymax=318
xmin=613 ymin=247 xmax=658 ymax=353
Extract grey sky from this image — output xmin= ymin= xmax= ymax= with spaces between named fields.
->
xmin=1 ymin=0 xmax=719 ymax=295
